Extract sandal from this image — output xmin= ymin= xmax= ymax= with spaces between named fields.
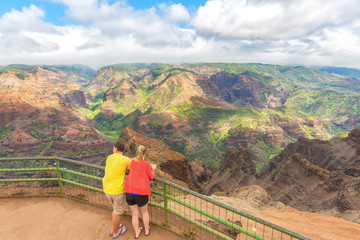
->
xmin=109 ymin=223 xmax=123 ymax=236
xmin=134 ymin=227 xmax=143 ymax=239
xmin=112 ymin=226 xmax=127 ymax=239
xmin=145 ymin=225 xmax=151 ymax=236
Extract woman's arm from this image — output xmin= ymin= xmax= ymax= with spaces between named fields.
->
xmin=146 ymin=162 xmax=156 ymax=180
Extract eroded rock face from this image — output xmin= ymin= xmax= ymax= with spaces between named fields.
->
xmin=87 ymin=67 xmax=131 ymax=95
xmin=117 ymin=127 xmax=200 ymax=190
xmin=348 ymin=128 xmax=360 ymax=144
xmin=59 ymin=90 xmax=87 ymax=107
xmin=187 ymin=65 xmax=221 ymax=77
xmin=194 ymin=74 xmax=223 ymax=102
xmin=190 ymin=160 xmax=212 ymax=184
xmin=268 ymin=129 xmax=360 ymax=177
xmin=103 ymin=80 xmax=138 ymax=102
xmin=0 ymin=91 xmax=38 ymax=125
xmin=210 ymin=71 xmax=290 ymax=108
xmin=204 ymin=146 xmax=257 ymax=195
xmin=1 ymin=128 xmax=41 ymax=148
xmin=229 ymin=185 xmax=271 ymax=200
xmin=260 ymin=153 xmax=360 ymax=222
xmin=0 ymin=69 xmax=111 ymax=163
xmin=203 ymin=133 xmax=360 ymax=223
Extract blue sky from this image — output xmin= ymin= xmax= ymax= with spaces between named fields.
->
xmin=0 ymin=0 xmax=360 ymax=69
xmin=0 ymin=1 xmax=207 ymax=25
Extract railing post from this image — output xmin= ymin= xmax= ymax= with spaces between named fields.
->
xmin=163 ymin=182 xmax=169 ymax=228
xmin=55 ymin=159 xmax=64 ymax=196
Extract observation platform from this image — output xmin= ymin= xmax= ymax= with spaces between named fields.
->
xmin=1 ymin=157 xmax=313 ymax=240
xmin=0 ymin=197 xmax=185 ymax=240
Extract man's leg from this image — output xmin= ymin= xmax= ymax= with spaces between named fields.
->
xmin=111 ymin=193 xmax=126 ymax=237
xmin=111 ymin=211 xmax=122 ymax=236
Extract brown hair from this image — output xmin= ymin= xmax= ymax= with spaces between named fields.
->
xmin=114 ymin=141 xmax=125 ymax=152
xmin=135 ymin=145 xmax=147 ymax=161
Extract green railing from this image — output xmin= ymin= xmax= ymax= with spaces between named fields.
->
xmin=0 ymin=157 xmax=312 ymax=240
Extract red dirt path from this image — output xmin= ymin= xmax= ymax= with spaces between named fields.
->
xmin=0 ymin=198 xmax=185 ymax=240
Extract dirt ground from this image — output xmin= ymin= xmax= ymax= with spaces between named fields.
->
xmin=1 ymin=196 xmax=360 ymax=240
xmin=0 ymin=198 xmax=185 ymax=240
xmin=211 ymin=195 xmax=360 ymax=240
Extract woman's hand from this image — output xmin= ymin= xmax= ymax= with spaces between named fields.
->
xmin=151 ymin=163 xmax=157 ymax=170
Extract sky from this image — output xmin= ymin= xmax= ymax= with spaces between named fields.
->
xmin=1 ymin=0 xmax=360 ymax=70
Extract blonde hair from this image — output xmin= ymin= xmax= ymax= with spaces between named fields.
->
xmin=135 ymin=145 xmax=147 ymax=161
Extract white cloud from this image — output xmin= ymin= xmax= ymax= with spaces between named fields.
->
xmin=160 ymin=3 xmax=191 ymax=23
xmin=77 ymin=40 xmax=102 ymax=50
xmin=50 ymin=0 xmax=194 ymax=47
xmin=0 ymin=0 xmax=360 ymax=69
xmin=50 ymin=0 xmax=105 ymax=22
xmin=192 ymin=0 xmax=360 ymax=40
xmin=0 ymin=4 xmax=54 ymax=33
xmin=0 ymin=5 xmax=59 ymax=54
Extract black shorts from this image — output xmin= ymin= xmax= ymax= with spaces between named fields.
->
xmin=126 ymin=193 xmax=149 ymax=207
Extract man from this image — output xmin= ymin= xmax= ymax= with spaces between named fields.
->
xmin=103 ymin=141 xmax=130 ymax=239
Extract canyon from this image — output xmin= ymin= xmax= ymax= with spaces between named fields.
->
xmin=0 ymin=63 xmax=359 ymax=229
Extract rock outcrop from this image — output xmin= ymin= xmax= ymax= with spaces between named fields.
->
xmin=204 ymin=146 xmax=257 ymax=195
xmin=268 ymin=129 xmax=360 ymax=177
xmin=203 ymin=132 xmax=360 ymax=223
xmin=59 ymin=90 xmax=88 ymax=107
xmin=190 ymin=160 xmax=212 ymax=184
xmin=259 ymin=153 xmax=360 ymax=223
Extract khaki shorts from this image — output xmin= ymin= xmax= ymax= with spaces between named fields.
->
xmin=105 ymin=193 xmax=126 ymax=215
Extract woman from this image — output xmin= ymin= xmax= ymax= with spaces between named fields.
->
xmin=125 ymin=145 xmax=156 ymax=239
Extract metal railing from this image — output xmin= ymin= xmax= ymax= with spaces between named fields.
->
xmin=0 ymin=157 xmax=312 ymax=240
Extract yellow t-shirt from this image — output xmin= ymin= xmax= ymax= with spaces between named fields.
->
xmin=102 ymin=153 xmax=130 ymax=195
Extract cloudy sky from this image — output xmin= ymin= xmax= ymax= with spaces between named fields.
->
xmin=1 ymin=0 xmax=360 ymax=70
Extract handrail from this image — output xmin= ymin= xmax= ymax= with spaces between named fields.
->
xmin=155 ymin=178 xmax=309 ymax=240
xmin=0 ymin=157 xmax=312 ymax=240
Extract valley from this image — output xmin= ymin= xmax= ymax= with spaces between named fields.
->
xmin=0 ymin=63 xmax=359 ymax=227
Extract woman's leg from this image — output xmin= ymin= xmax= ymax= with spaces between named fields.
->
xmin=139 ymin=203 xmax=150 ymax=235
xmin=129 ymin=205 xmax=142 ymax=238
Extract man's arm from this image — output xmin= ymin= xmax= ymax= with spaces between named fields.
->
xmin=125 ymin=158 xmax=131 ymax=175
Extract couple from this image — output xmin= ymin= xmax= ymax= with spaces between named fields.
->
xmin=103 ymin=142 xmax=156 ymax=239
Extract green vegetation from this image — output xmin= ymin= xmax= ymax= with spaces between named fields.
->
xmin=75 ymin=92 xmax=104 ymax=119
xmin=114 ymin=88 xmax=148 ymax=115
xmin=42 ymin=64 xmax=96 ymax=79
xmin=98 ymin=63 xmax=173 ymax=80
xmin=314 ymin=66 xmax=360 ymax=79
xmin=188 ymin=63 xmax=360 ymax=92
xmin=15 ymin=72 xmax=26 ymax=80
xmin=77 ymin=106 xmax=101 ymax=119
xmin=0 ymin=152 xmax=8 ymax=157
xmin=26 ymin=128 xmax=47 ymax=140
xmin=0 ymin=121 xmax=14 ymax=139
xmin=165 ymin=104 xmax=284 ymax=169
xmin=285 ymin=89 xmax=360 ymax=123
xmin=37 ymin=141 xmax=54 ymax=157
xmin=8 ymin=64 xmax=96 ymax=79
xmin=7 ymin=64 xmax=37 ymax=73
xmin=93 ymin=111 xmax=127 ymax=140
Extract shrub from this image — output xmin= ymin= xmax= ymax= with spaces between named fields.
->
xmin=15 ymin=72 xmax=26 ymax=80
